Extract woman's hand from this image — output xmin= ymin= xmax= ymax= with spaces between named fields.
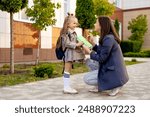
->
xmin=82 ymin=45 xmax=92 ymax=54
xmin=87 ymin=35 xmax=96 ymax=46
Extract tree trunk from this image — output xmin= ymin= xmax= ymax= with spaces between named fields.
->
xmin=36 ymin=31 xmax=41 ymax=65
xmin=10 ymin=12 xmax=14 ymax=74
xmin=82 ymin=28 xmax=85 ymax=37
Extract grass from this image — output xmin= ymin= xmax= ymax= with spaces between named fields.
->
xmin=0 ymin=61 xmax=141 ymax=87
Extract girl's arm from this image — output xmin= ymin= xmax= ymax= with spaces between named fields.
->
xmin=64 ymin=35 xmax=83 ymax=49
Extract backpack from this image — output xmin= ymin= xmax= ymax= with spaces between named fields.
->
xmin=55 ymin=33 xmax=71 ymax=60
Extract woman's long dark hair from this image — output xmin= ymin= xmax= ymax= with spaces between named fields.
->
xmin=98 ymin=16 xmax=121 ymax=44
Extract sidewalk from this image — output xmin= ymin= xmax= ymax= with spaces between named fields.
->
xmin=0 ymin=61 xmax=150 ymax=100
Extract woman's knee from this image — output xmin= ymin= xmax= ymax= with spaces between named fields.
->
xmin=83 ymin=74 xmax=90 ymax=84
xmin=83 ymin=72 xmax=98 ymax=85
xmin=85 ymin=58 xmax=99 ymax=71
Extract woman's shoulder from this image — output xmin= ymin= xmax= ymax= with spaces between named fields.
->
xmin=104 ymin=34 xmax=115 ymax=40
xmin=103 ymin=34 xmax=115 ymax=43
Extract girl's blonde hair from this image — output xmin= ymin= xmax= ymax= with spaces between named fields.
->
xmin=56 ymin=13 xmax=76 ymax=48
xmin=60 ymin=13 xmax=76 ymax=36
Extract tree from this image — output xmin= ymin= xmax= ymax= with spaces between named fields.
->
xmin=93 ymin=0 xmax=115 ymax=16
xmin=26 ymin=0 xmax=60 ymax=65
xmin=75 ymin=0 xmax=96 ymax=36
xmin=128 ymin=14 xmax=148 ymax=41
xmin=114 ymin=18 xmax=120 ymax=35
xmin=0 ymin=0 xmax=28 ymax=73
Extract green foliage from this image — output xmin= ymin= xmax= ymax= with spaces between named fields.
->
xmin=131 ymin=59 xmax=137 ymax=62
xmin=89 ymin=30 xmax=99 ymax=36
xmin=120 ymin=41 xmax=133 ymax=53
xmin=2 ymin=64 xmax=9 ymax=68
xmin=0 ymin=62 xmax=139 ymax=87
xmin=93 ymin=0 xmax=115 ymax=16
xmin=120 ymin=40 xmax=143 ymax=53
xmin=114 ymin=18 xmax=120 ymax=34
xmin=26 ymin=0 xmax=60 ymax=31
xmin=128 ymin=14 xmax=148 ymax=41
xmin=34 ymin=64 xmax=53 ymax=78
xmin=0 ymin=0 xmax=27 ymax=13
xmin=75 ymin=0 xmax=96 ymax=29
xmin=124 ymin=50 xmax=150 ymax=57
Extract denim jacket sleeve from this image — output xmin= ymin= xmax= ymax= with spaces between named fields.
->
xmin=90 ymin=37 xmax=113 ymax=63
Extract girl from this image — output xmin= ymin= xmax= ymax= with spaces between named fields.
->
xmin=83 ymin=16 xmax=129 ymax=96
xmin=57 ymin=13 xmax=85 ymax=94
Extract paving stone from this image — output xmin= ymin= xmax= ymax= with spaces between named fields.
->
xmin=0 ymin=61 xmax=150 ymax=100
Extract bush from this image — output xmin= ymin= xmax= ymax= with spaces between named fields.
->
xmin=33 ymin=64 xmax=53 ymax=78
xmin=124 ymin=52 xmax=147 ymax=57
xmin=132 ymin=41 xmax=143 ymax=52
xmin=2 ymin=64 xmax=9 ymax=68
xmin=120 ymin=40 xmax=143 ymax=53
xmin=128 ymin=14 xmax=148 ymax=41
xmin=131 ymin=59 xmax=137 ymax=62
xmin=123 ymin=50 xmax=150 ymax=57
xmin=120 ymin=41 xmax=133 ymax=53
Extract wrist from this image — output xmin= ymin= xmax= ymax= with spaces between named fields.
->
xmin=92 ymin=42 xmax=96 ymax=46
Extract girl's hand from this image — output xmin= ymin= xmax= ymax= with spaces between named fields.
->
xmin=82 ymin=45 xmax=92 ymax=54
xmin=76 ymin=41 xmax=84 ymax=47
xmin=87 ymin=35 xmax=96 ymax=46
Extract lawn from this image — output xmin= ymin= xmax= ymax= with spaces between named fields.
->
xmin=0 ymin=61 xmax=141 ymax=87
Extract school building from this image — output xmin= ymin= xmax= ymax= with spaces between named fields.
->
xmin=0 ymin=0 xmax=150 ymax=63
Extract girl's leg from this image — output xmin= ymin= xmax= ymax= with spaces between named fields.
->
xmin=63 ymin=62 xmax=77 ymax=94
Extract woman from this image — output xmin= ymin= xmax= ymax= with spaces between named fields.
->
xmin=83 ymin=16 xmax=129 ymax=96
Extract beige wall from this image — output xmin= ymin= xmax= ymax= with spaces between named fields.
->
xmin=123 ymin=8 xmax=150 ymax=49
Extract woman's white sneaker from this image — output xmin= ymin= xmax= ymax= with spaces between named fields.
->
xmin=89 ymin=86 xmax=98 ymax=93
xmin=108 ymin=87 xmax=122 ymax=96
xmin=63 ymin=87 xmax=78 ymax=94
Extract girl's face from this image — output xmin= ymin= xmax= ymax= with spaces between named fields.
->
xmin=68 ymin=18 xmax=79 ymax=30
xmin=94 ymin=19 xmax=101 ymax=32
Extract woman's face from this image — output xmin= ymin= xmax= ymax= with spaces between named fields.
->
xmin=94 ymin=19 xmax=101 ymax=32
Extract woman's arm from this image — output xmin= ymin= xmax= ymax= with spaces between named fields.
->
xmin=92 ymin=44 xmax=98 ymax=51
xmin=90 ymin=37 xmax=113 ymax=63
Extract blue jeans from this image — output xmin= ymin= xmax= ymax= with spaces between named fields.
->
xmin=84 ymin=58 xmax=99 ymax=86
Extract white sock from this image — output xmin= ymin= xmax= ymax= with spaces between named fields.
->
xmin=63 ymin=71 xmax=70 ymax=89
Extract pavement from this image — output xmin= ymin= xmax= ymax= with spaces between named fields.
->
xmin=0 ymin=58 xmax=150 ymax=100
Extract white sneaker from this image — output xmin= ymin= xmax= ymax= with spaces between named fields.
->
xmin=89 ymin=86 xmax=98 ymax=93
xmin=63 ymin=87 xmax=78 ymax=94
xmin=108 ymin=87 xmax=122 ymax=96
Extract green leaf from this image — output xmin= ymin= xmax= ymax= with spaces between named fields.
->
xmin=26 ymin=0 xmax=60 ymax=31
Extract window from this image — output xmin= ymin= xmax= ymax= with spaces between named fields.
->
xmin=18 ymin=8 xmax=28 ymax=20
xmin=14 ymin=0 xmax=33 ymax=22
xmin=114 ymin=0 xmax=121 ymax=8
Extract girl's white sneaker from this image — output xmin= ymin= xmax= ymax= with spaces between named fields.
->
xmin=108 ymin=87 xmax=122 ymax=96
xmin=63 ymin=87 xmax=78 ymax=94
